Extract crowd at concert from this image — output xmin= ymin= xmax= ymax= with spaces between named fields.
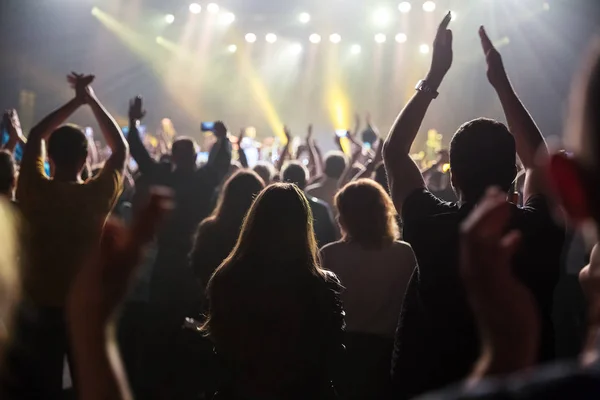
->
xmin=1 ymin=12 xmax=600 ymax=400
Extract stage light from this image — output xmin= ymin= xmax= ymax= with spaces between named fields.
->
xmin=398 ymin=2 xmax=412 ymax=13
xmin=395 ymin=33 xmax=407 ymax=43
xmin=165 ymin=14 xmax=175 ymax=24
xmin=420 ymin=44 xmax=430 ymax=54
xmin=372 ymin=8 xmax=391 ymax=27
xmin=299 ymin=12 xmax=311 ymax=24
xmin=351 ymin=44 xmax=361 ymax=54
xmin=422 ymin=1 xmax=436 ymax=12
xmin=291 ymin=43 xmax=303 ymax=55
xmin=189 ymin=3 xmax=201 ymax=14
xmin=266 ymin=33 xmax=277 ymax=43
xmin=329 ymin=33 xmax=341 ymax=44
xmin=219 ymin=12 xmax=235 ymax=24
xmin=207 ymin=3 xmax=219 ymax=14
xmin=309 ymin=34 xmax=322 ymax=44
xmin=245 ymin=33 xmax=257 ymax=43
xmin=543 ymin=2 xmax=550 ymax=11
xmin=375 ymin=33 xmax=387 ymax=44
xmin=228 ymin=44 xmax=237 ymax=53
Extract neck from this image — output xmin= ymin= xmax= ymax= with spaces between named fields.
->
xmin=53 ymin=169 xmax=81 ymax=182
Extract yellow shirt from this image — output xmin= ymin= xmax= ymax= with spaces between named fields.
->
xmin=16 ymin=155 xmax=122 ymax=307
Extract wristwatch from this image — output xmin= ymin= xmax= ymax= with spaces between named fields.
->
xmin=415 ymin=79 xmax=439 ymax=99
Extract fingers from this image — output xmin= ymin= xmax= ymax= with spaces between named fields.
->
xmin=438 ymin=11 xmax=452 ymax=33
xmin=479 ymin=26 xmax=494 ymax=55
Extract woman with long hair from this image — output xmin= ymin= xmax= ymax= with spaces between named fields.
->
xmin=204 ymin=183 xmax=345 ymax=399
xmin=320 ymin=179 xmax=416 ymax=398
xmin=190 ymin=170 xmax=265 ymax=294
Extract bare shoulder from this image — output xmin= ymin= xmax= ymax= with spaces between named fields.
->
xmin=391 ymin=240 xmax=416 ymax=257
xmin=320 ymin=240 xmax=345 ymax=255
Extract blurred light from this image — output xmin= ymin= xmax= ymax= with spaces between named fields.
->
xmin=375 ymin=33 xmax=387 ymax=44
xmin=291 ymin=43 xmax=303 ymax=54
xmin=450 ymin=11 xmax=457 ymax=20
xmin=207 ymin=3 xmax=219 ymax=13
xmin=156 ymin=36 xmax=164 ymax=44
xmin=228 ymin=44 xmax=237 ymax=53
xmin=422 ymin=1 xmax=436 ymax=12
xmin=372 ymin=8 xmax=391 ymax=27
xmin=266 ymin=33 xmax=277 ymax=43
xmin=309 ymin=33 xmax=322 ymax=44
xmin=398 ymin=2 xmax=412 ymax=13
xmin=351 ymin=44 xmax=361 ymax=54
xmin=299 ymin=12 xmax=311 ymax=24
xmin=330 ymin=33 xmax=341 ymax=44
xmin=419 ymin=44 xmax=430 ymax=54
xmin=219 ymin=12 xmax=235 ymax=24
xmin=189 ymin=3 xmax=201 ymax=14
xmin=165 ymin=14 xmax=175 ymax=24
xmin=543 ymin=2 xmax=550 ymax=10
xmin=395 ymin=33 xmax=407 ymax=43
xmin=91 ymin=7 xmax=99 ymax=16
xmin=245 ymin=33 xmax=257 ymax=43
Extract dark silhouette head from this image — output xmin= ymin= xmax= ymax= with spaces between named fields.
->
xmin=0 ymin=151 xmax=15 ymax=197
xmin=335 ymin=179 xmax=399 ymax=249
xmin=172 ymin=137 xmax=198 ymax=171
xmin=282 ymin=161 xmax=309 ymax=190
xmin=209 ymin=170 xmax=265 ymax=228
xmin=449 ymin=118 xmax=516 ymax=202
xmin=324 ymin=151 xmax=347 ymax=180
xmin=253 ymin=161 xmax=276 ymax=184
xmin=47 ymin=125 xmax=88 ymax=174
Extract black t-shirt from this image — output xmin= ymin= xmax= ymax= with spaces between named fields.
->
xmin=391 ymin=189 xmax=565 ymax=399
xmin=307 ymin=196 xmax=337 ymax=248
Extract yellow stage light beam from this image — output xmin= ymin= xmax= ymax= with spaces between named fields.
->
xmin=325 ymin=43 xmax=352 ymax=154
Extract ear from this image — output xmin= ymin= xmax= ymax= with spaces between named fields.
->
xmin=548 ymin=153 xmax=591 ymax=223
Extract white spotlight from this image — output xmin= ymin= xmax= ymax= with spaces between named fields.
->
xmin=329 ymin=33 xmax=341 ymax=44
xmin=419 ymin=44 xmax=430 ymax=54
xmin=372 ymin=8 xmax=391 ymax=27
xmin=299 ymin=12 xmax=311 ymax=24
xmin=309 ymin=34 xmax=322 ymax=44
xmin=375 ymin=33 xmax=387 ymax=44
xmin=398 ymin=2 xmax=412 ymax=13
xmin=266 ymin=33 xmax=277 ymax=43
xmin=165 ymin=14 xmax=175 ymax=24
xmin=207 ymin=3 xmax=219 ymax=14
xmin=291 ymin=43 xmax=303 ymax=55
xmin=228 ymin=44 xmax=237 ymax=53
xmin=189 ymin=3 xmax=201 ymax=14
xmin=451 ymin=11 xmax=457 ymax=20
xmin=395 ymin=33 xmax=407 ymax=43
xmin=351 ymin=44 xmax=362 ymax=54
xmin=219 ymin=12 xmax=235 ymax=24
xmin=422 ymin=1 xmax=436 ymax=12
xmin=245 ymin=33 xmax=257 ymax=43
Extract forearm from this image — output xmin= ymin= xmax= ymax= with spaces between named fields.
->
xmin=29 ymin=98 xmax=80 ymax=141
xmin=275 ymin=144 xmax=289 ymax=171
xmin=238 ymin=146 xmax=249 ymax=168
xmin=89 ymin=95 xmax=127 ymax=156
xmin=69 ymin=323 xmax=132 ymax=400
xmin=495 ymin=83 xmax=547 ymax=168
xmin=207 ymin=137 xmax=232 ymax=182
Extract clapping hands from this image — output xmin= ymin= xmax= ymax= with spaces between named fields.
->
xmin=479 ymin=26 xmax=510 ymax=90
xmin=68 ymin=73 xmax=95 ymax=105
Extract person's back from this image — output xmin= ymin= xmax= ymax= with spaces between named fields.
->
xmin=204 ymin=184 xmax=344 ymax=399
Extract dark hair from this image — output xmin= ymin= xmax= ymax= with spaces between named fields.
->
xmin=324 ymin=151 xmax=347 ymax=179
xmin=206 ymin=170 xmax=265 ymax=228
xmin=282 ymin=161 xmax=309 ymax=190
xmin=47 ymin=125 xmax=88 ymax=170
xmin=253 ymin=162 xmax=276 ymax=184
xmin=172 ymin=137 xmax=198 ymax=169
xmin=449 ymin=118 xmax=516 ymax=201
xmin=335 ymin=179 xmax=399 ymax=249
xmin=0 ymin=151 xmax=15 ymax=194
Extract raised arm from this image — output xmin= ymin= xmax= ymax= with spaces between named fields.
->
xmin=237 ymin=128 xmax=249 ymax=168
xmin=83 ymin=78 xmax=128 ymax=174
xmin=127 ymin=96 xmax=157 ymax=175
xmin=275 ymin=126 xmax=291 ymax=172
xmin=480 ymin=26 xmax=547 ymax=202
xmin=204 ymin=121 xmax=233 ymax=185
xmin=383 ymin=12 xmax=453 ymax=212
xmin=3 ymin=110 xmax=27 ymax=153
xmin=306 ymin=124 xmax=322 ymax=177
xmin=354 ymin=138 xmax=384 ymax=181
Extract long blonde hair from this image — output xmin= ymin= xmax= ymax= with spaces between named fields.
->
xmin=0 ymin=199 xmax=19 ymax=358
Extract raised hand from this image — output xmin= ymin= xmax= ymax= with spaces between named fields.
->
xmin=284 ymin=125 xmax=292 ymax=142
xmin=128 ymin=96 xmax=146 ymax=121
xmin=238 ymin=127 xmax=246 ymax=142
xmin=429 ymin=11 xmax=453 ymax=82
xmin=213 ymin=121 xmax=228 ymax=139
xmin=68 ymin=72 xmax=95 ymax=104
xmin=4 ymin=109 xmax=22 ymax=138
xmin=307 ymin=124 xmax=313 ymax=141
xmin=479 ymin=26 xmax=510 ymax=89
